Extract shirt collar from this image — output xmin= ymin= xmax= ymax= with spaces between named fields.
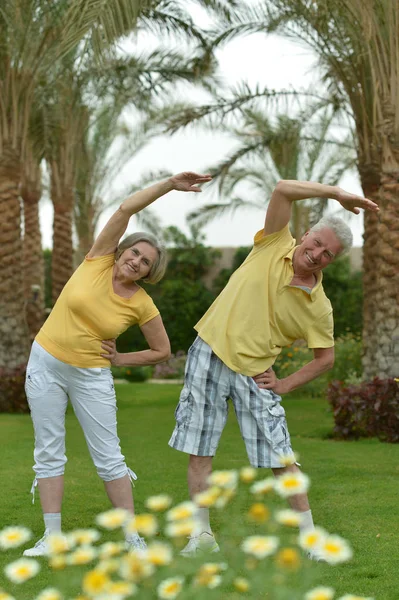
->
xmin=284 ymin=246 xmax=323 ymax=301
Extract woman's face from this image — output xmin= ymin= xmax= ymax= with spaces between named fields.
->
xmin=116 ymin=242 xmax=159 ymax=282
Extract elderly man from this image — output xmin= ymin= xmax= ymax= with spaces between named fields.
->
xmin=169 ymin=179 xmax=379 ymax=557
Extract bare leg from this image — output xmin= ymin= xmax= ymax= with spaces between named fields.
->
xmin=104 ymin=475 xmax=134 ymax=513
xmin=272 ymin=464 xmax=310 ymax=512
xmin=188 ymin=455 xmax=213 ymax=499
xmin=37 ymin=476 xmax=64 ymax=513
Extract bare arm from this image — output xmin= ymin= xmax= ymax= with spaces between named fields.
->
xmin=253 ymin=346 xmax=335 ymax=395
xmin=88 ymin=172 xmax=212 ymax=258
xmin=264 ymin=180 xmax=379 ymax=236
xmin=101 ymin=315 xmax=171 ymax=366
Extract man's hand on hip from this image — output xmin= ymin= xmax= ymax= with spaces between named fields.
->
xmin=253 ymin=367 xmax=286 ymax=395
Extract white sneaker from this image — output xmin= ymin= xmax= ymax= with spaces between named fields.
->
xmin=307 ymin=549 xmax=327 ymax=562
xmin=180 ymin=532 xmax=220 ymax=557
xmin=23 ymin=530 xmax=50 ymax=557
xmin=126 ymin=533 xmax=147 ymax=551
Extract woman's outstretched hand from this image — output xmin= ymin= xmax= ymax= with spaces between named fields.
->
xmin=169 ymin=172 xmax=212 ymax=192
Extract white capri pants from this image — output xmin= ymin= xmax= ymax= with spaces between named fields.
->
xmin=25 ymin=341 xmax=136 ymax=498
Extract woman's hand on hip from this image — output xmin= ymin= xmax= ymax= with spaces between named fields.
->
xmin=101 ymin=339 xmax=121 ymax=366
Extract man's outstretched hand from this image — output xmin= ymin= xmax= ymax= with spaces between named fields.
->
xmin=336 ymin=188 xmax=379 ymax=214
xmin=169 ymin=172 xmax=212 ymax=192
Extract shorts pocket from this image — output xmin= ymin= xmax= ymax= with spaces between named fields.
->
xmin=25 ymin=367 xmax=49 ymax=399
xmin=174 ymin=388 xmax=192 ymax=427
xmin=266 ymin=414 xmax=289 ymax=449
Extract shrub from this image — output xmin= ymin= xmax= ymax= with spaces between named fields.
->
xmin=0 ymin=365 xmax=29 ymax=413
xmin=327 ymin=377 xmax=399 ymax=443
xmin=153 ymin=352 xmax=187 ymax=380
xmin=111 ymin=366 xmax=153 ymax=383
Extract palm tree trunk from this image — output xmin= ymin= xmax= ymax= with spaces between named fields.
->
xmin=22 ymin=168 xmax=45 ymax=341
xmin=360 ymin=165 xmax=399 ymax=379
xmin=0 ymin=149 xmax=30 ymax=412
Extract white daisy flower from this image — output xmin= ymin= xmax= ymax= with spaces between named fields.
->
xmin=165 ymin=519 xmax=197 ymax=538
xmin=208 ymin=470 xmax=238 ymax=489
xmin=145 ymin=494 xmax=173 ymax=512
xmin=147 ymin=542 xmax=173 ymax=566
xmin=157 ymin=576 xmax=184 ymax=599
xmin=126 ymin=514 xmax=158 ymax=537
xmin=119 ymin=551 xmax=155 ymax=583
xmin=305 ymin=587 xmax=335 ymax=600
xmin=0 ymin=590 xmax=16 ymax=600
xmin=67 ymin=545 xmax=97 ymax=565
xmin=194 ymin=487 xmax=221 ymax=507
xmin=274 ymin=509 xmax=303 ymax=527
xmin=96 ymin=508 xmax=129 ymax=530
xmin=98 ymin=541 xmax=125 ymax=559
xmin=0 ymin=527 xmax=32 ymax=550
xmin=47 ymin=534 xmax=71 ymax=555
xmin=241 ymin=535 xmax=279 ymax=559
xmin=250 ymin=478 xmax=275 ymax=495
xmin=4 ymin=558 xmax=40 ymax=584
xmin=82 ymin=569 xmax=110 ymax=596
xmin=239 ymin=466 xmax=257 ymax=483
xmin=35 ymin=588 xmax=64 ymax=600
xmin=278 ymin=452 xmax=299 ymax=467
xmin=166 ymin=501 xmax=196 ymax=522
xmin=337 ymin=596 xmax=374 ymax=600
xmin=320 ymin=535 xmax=353 ymax=565
xmin=298 ymin=527 xmax=328 ymax=552
xmin=68 ymin=528 xmax=101 ymax=545
xmin=274 ymin=472 xmax=310 ymax=497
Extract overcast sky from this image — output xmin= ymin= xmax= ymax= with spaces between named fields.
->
xmin=39 ymin=13 xmax=364 ymax=249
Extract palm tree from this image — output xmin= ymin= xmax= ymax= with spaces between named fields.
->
xmin=186 ymin=108 xmax=356 ymax=240
xmin=159 ymin=0 xmax=399 ymax=379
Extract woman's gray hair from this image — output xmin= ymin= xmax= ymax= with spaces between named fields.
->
xmin=115 ymin=232 xmax=167 ymax=284
xmin=310 ymin=215 xmax=353 ymax=256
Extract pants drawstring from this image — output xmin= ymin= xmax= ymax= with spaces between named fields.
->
xmin=127 ymin=467 xmax=137 ymax=488
xmin=30 ymin=477 xmax=38 ymax=504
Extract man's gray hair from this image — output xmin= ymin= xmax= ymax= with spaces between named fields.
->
xmin=115 ymin=232 xmax=167 ymax=284
xmin=309 ymin=215 xmax=353 ymax=255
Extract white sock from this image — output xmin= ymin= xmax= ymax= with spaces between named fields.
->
xmin=299 ymin=509 xmax=314 ymax=533
xmin=43 ymin=513 xmax=62 ymax=534
xmin=196 ymin=507 xmax=212 ymax=535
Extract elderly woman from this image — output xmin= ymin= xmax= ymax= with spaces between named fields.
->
xmin=23 ymin=171 xmax=212 ymax=556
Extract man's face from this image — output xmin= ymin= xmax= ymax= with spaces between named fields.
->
xmin=294 ymin=227 xmax=343 ymax=275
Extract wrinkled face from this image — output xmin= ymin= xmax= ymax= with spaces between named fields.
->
xmin=117 ymin=242 xmax=159 ymax=282
xmin=294 ymin=228 xmax=343 ymax=275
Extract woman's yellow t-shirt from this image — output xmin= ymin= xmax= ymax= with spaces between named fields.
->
xmin=36 ymin=254 xmax=159 ymax=367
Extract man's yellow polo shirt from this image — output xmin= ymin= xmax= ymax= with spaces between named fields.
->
xmin=36 ymin=254 xmax=159 ymax=368
xmin=195 ymin=225 xmax=334 ymax=376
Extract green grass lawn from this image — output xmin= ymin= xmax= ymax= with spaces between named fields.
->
xmin=1 ymin=383 xmax=398 ymax=599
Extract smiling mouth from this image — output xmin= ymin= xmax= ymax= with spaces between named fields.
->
xmin=126 ymin=264 xmax=138 ymax=273
xmin=305 ymin=251 xmax=316 ymax=265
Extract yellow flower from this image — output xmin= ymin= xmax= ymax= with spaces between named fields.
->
xmin=165 ymin=519 xmax=197 ymax=538
xmin=49 ymin=555 xmax=67 ymax=570
xmin=215 ymin=487 xmax=236 ymax=508
xmin=239 ymin=466 xmax=257 ymax=483
xmin=145 ymin=494 xmax=173 ymax=512
xmin=274 ymin=472 xmax=310 ymax=497
xmin=233 ymin=577 xmax=250 ymax=593
xmin=98 ymin=542 xmax=125 ymax=559
xmin=4 ymin=558 xmax=41 ymax=584
xmin=250 ymin=477 xmax=275 ymax=496
xmin=67 ymin=546 xmax=97 ymax=565
xmin=96 ymin=559 xmax=120 ymax=575
xmin=107 ymin=581 xmax=137 ymax=597
xmin=68 ymin=529 xmax=101 ymax=545
xmin=146 ymin=542 xmax=173 ymax=566
xmin=157 ymin=577 xmax=184 ymax=599
xmin=247 ymin=503 xmax=270 ymax=523
xmin=275 ymin=547 xmax=301 ymax=570
xmin=166 ymin=501 xmax=196 ymax=522
xmin=96 ymin=508 xmax=129 ymax=530
xmin=0 ymin=527 xmax=32 ymax=550
xmin=0 ymin=591 xmax=16 ymax=600
xmin=274 ymin=509 xmax=303 ymax=527
xmin=320 ymin=535 xmax=353 ymax=564
xmin=241 ymin=535 xmax=279 ymax=559
xmin=208 ymin=470 xmax=238 ymax=489
xmin=119 ymin=551 xmax=155 ymax=582
xmin=287 ymin=352 xmax=293 ymax=358
xmin=194 ymin=487 xmax=221 ymax=507
xmin=194 ymin=572 xmax=222 ymax=588
xmin=35 ymin=588 xmax=64 ymax=600
xmin=82 ymin=570 xmax=110 ymax=596
xmin=126 ymin=513 xmax=158 ymax=537
xmin=47 ymin=533 xmax=71 ymax=555
xmin=278 ymin=452 xmax=299 ymax=467
xmin=305 ymin=587 xmax=335 ymax=600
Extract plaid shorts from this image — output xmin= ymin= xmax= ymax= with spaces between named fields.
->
xmin=168 ymin=337 xmax=294 ymax=468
